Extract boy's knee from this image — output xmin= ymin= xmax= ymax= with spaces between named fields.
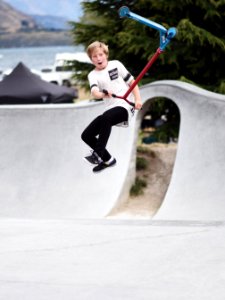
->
xmin=101 ymin=113 xmax=111 ymax=125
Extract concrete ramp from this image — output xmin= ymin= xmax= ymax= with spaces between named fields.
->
xmin=0 ymin=102 xmax=137 ymax=218
xmin=0 ymin=80 xmax=225 ymax=220
xmin=141 ymin=81 xmax=225 ymax=221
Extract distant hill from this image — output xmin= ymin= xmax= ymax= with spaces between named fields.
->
xmin=0 ymin=31 xmax=73 ymax=48
xmin=0 ymin=0 xmax=36 ymax=33
xmin=0 ymin=0 xmax=73 ymax=47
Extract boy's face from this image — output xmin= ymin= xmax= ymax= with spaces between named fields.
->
xmin=91 ymin=47 xmax=108 ymax=70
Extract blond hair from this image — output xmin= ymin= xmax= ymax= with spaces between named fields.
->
xmin=86 ymin=41 xmax=109 ymax=59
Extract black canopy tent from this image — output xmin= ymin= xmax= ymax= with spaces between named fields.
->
xmin=0 ymin=62 xmax=77 ymax=104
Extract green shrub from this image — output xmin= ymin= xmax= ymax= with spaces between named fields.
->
xmin=136 ymin=156 xmax=148 ymax=171
xmin=130 ymin=177 xmax=147 ymax=196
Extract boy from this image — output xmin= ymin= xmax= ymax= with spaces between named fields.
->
xmin=81 ymin=41 xmax=142 ymax=173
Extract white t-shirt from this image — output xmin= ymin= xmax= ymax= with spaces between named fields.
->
xmin=88 ymin=60 xmax=135 ymax=126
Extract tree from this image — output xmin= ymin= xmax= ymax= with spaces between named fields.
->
xmin=70 ymin=0 xmax=225 ymax=94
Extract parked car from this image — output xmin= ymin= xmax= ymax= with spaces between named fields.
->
xmin=40 ymin=52 xmax=91 ymax=87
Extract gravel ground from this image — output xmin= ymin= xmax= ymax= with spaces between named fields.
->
xmin=109 ymin=143 xmax=177 ymax=219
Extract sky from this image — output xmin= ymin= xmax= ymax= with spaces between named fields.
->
xmin=4 ymin=0 xmax=83 ymax=20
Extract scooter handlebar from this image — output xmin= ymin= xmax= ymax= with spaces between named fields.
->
xmin=119 ymin=6 xmax=167 ymax=34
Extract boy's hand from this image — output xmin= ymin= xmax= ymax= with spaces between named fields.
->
xmin=135 ymin=100 xmax=142 ymax=110
xmin=102 ymin=89 xmax=109 ymax=96
xmin=102 ymin=89 xmax=113 ymax=98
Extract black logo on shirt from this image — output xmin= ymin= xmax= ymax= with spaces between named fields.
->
xmin=108 ymin=68 xmax=118 ymax=80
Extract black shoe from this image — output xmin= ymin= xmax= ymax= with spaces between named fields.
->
xmin=83 ymin=151 xmax=102 ymax=165
xmin=93 ymin=158 xmax=116 ymax=173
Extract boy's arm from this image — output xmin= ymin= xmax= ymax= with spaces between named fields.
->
xmin=88 ymin=72 xmax=112 ymax=99
xmin=129 ymin=80 xmax=142 ymax=110
xmin=91 ymin=87 xmax=112 ymax=99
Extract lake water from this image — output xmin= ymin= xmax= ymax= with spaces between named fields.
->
xmin=0 ymin=45 xmax=84 ymax=72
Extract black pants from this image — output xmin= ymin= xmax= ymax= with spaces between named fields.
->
xmin=81 ymin=106 xmax=128 ymax=162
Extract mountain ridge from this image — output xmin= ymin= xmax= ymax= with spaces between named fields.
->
xmin=0 ymin=0 xmax=36 ymax=33
xmin=0 ymin=0 xmax=74 ymax=47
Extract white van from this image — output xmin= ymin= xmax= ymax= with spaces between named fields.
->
xmin=40 ymin=52 xmax=91 ymax=87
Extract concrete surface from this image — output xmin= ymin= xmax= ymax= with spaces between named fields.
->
xmin=145 ymin=81 xmax=225 ymax=221
xmin=1 ymin=80 xmax=225 ymax=299
xmin=0 ymin=101 xmax=137 ymax=218
xmin=1 ymin=219 xmax=225 ymax=300
xmin=1 ymin=80 xmax=225 ymax=220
